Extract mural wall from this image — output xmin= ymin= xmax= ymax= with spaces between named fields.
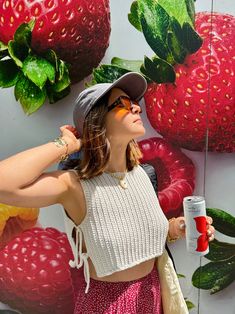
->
xmin=0 ymin=0 xmax=234 ymax=313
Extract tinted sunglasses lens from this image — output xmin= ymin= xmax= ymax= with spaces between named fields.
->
xmin=120 ymin=97 xmax=132 ymax=110
xmin=119 ymin=97 xmax=142 ymax=113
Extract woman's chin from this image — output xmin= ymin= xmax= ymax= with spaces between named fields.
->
xmin=133 ymin=127 xmax=146 ymax=139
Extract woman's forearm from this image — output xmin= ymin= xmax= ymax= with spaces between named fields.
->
xmin=0 ymin=140 xmax=68 ymax=191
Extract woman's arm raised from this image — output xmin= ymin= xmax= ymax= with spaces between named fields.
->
xmin=0 ymin=125 xmax=82 ymax=208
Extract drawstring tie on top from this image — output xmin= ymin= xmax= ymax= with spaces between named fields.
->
xmin=69 ymin=225 xmax=90 ymax=293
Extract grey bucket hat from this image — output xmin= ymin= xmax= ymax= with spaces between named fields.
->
xmin=73 ymin=72 xmax=147 ymax=136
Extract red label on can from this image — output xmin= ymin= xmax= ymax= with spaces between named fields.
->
xmin=194 ymin=216 xmax=209 ymax=252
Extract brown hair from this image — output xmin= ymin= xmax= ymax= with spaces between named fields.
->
xmin=61 ymin=95 xmax=143 ymax=179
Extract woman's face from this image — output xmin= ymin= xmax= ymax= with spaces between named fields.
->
xmin=105 ymin=88 xmax=145 ymax=142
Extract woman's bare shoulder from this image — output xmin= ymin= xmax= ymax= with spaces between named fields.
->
xmin=57 ymin=169 xmax=80 ymax=187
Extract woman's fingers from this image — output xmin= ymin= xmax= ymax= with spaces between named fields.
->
xmin=206 ymin=215 xmax=215 ymax=241
xmin=58 ymin=125 xmax=82 ymax=153
xmin=206 ymin=216 xmax=213 ymax=225
xmin=207 ymin=225 xmax=215 ymax=241
xmin=208 ymin=233 xmax=215 ymax=242
xmin=60 ymin=125 xmax=80 ymax=138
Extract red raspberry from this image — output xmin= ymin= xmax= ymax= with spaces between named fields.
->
xmin=0 ymin=227 xmax=81 ymax=314
xmin=138 ymin=137 xmax=195 ymax=218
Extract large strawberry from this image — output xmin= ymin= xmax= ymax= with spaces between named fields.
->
xmin=138 ymin=137 xmax=195 ymax=218
xmin=0 ymin=0 xmax=110 ymax=114
xmin=144 ymin=12 xmax=235 ymax=153
xmin=0 ymin=227 xmax=82 ymax=314
xmin=0 ymin=203 xmax=39 ymax=249
xmin=0 ymin=0 xmax=110 ymax=83
xmin=89 ymin=1 xmax=234 ymax=153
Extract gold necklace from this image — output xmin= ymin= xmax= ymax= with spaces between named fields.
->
xmin=107 ymin=171 xmax=128 ymax=189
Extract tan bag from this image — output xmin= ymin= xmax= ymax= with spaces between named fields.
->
xmin=156 ymin=249 xmax=189 ymax=314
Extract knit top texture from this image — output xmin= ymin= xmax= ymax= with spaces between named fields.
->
xmin=63 ymin=165 xmax=169 ymax=293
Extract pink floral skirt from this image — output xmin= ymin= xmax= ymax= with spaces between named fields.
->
xmin=74 ymin=264 xmax=163 ymax=314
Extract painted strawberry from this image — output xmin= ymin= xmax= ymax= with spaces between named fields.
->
xmin=138 ymin=137 xmax=195 ymax=218
xmin=0 ymin=203 xmax=39 ymax=249
xmin=90 ymin=1 xmax=234 ymax=152
xmin=0 ymin=227 xmax=82 ymax=314
xmin=0 ymin=0 xmax=111 ymax=83
xmin=144 ymin=12 xmax=235 ymax=153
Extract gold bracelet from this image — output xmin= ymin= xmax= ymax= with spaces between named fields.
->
xmin=53 ymin=137 xmax=69 ymax=161
xmin=167 ymin=217 xmax=180 ymax=243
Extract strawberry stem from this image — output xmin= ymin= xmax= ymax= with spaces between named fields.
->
xmin=89 ymin=0 xmax=203 ymax=86
xmin=0 ymin=20 xmax=72 ymax=115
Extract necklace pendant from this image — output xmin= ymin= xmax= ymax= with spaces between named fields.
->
xmin=119 ymin=179 xmax=127 ymax=189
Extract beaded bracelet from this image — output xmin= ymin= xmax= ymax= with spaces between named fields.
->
xmin=167 ymin=217 xmax=180 ymax=243
xmin=53 ymin=136 xmax=69 ymax=161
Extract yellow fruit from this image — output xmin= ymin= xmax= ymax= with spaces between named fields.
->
xmin=0 ymin=203 xmax=39 ymax=247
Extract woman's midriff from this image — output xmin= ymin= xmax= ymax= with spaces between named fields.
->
xmin=88 ymin=255 xmax=158 ymax=282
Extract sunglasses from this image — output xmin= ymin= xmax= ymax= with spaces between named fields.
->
xmin=107 ymin=96 xmax=142 ymax=113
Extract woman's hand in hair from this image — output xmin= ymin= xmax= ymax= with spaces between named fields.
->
xmin=59 ymin=125 xmax=82 ymax=154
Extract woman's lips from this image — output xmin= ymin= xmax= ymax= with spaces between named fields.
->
xmin=134 ymin=119 xmax=142 ymax=123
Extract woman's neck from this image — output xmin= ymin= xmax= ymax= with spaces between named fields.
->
xmin=105 ymin=142 xmax=128 ymax=173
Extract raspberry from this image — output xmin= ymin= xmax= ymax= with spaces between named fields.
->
xmin=0 ymin=227 xmax=81 ymax=314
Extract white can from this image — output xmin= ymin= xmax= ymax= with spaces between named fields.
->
xmin=183 ymin=196 xmax=209 ymax=256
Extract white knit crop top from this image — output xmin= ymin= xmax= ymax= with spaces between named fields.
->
xmin=63 ymin=165 xmax=169 ymax=293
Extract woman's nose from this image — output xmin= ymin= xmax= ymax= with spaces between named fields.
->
xmin=131 ymin=104 xmax=141 ymax=114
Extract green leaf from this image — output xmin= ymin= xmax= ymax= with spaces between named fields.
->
xmin=22 ymin=55 xmax=55 ymax=89
xmin=90 ymin=65 xmax=129 ymax=85
xmin=49 ymin=61 xmax=70 ymax=93
xmin=0 ymin=59 xmax=19 ymax=87
xmin=182 ymin=22 xmax=203 ymax=53
xmin=185 ymin=300 xmax=195 ymax=310
xmin=111 ymin=57 xmax=143 ymax=73
xmin=138 ymin=0 xmax=170 ymax=42
xmin=167 ymin=17 xmax=187 ymax=63
xmin=177 ymin=273 xmax=186 ymax=278
xmin=128 ymin=0 xmax=195 ymax=32
xmin=8 ymin=40 xmax=28 ymax=67
xmin=14 ymin=20 xmax=35 ymax=48
xmin=0 ymin=41 xmax=8 ymax=58
xmin=14 ymin=73 xmax=47 ymax=115
xmin=0 ymin=41 xmax=7 ymax=51
xmin=206 ymin=208 xmax=235 ymax=237
xmin=185 ymin=0 xmax=196 ymax=25
xmin=210 ymin=273 xmax=235 ymax=294
xmin=141 ymin=55 xmax=175 ymax=83
xmin=44 ymin=49 xmax=59 ymax=72
xmin=57 ymin=64 xmax=70 ymax=92
xmin=128 ymin=0 xmax=202 ymax=67
xmin=185 ymin=0 xmax=196 ymax=27
xmin=128 ymin=1 xmax=142 ymax=32
xmin=138 ymin=1 xmax=173 ymax=62
xmin=192 ymin=256 xmax=235 ymax=294
xmin=156 ymin=0 xmax=194 ymax=26
xmin=58 ymin=60 xmax=67 ymax=81
xmin=46 ymin=85 xmax=71 ymax=104
xmin=205 ymin=239 xmax=235 ymax=262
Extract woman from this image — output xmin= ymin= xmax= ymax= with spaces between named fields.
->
xmin=0 ymin=72 xmax=214 ymax=313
